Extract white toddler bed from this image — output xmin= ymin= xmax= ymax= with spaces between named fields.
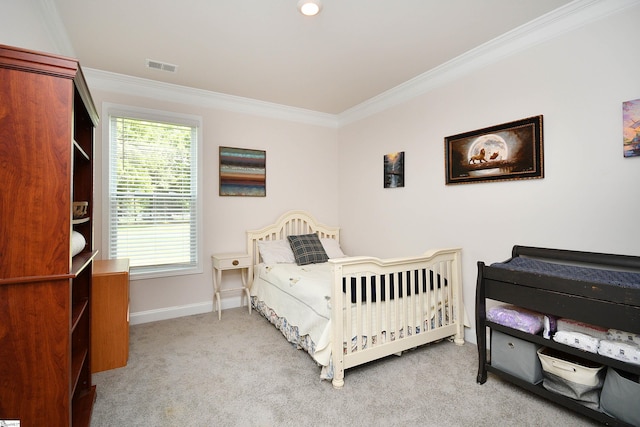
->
xmin=247 ymin=210 xmax=465 ymax=388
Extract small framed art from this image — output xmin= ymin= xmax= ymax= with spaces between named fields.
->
xmin=219 ymin=146 xmax=266 ymax=196
xmin=623 ymin=98 xmax=640 ymax=158
xmin=384 ymin=151 xmax=405 ymax=188
xmin=444 ymin=115 xmax=543 ymax=185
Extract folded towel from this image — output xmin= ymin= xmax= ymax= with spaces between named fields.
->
xmin=71 ymin=231 xmax=86 ymax=257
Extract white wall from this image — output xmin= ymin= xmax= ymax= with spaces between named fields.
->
xmin=4 ymin=2 xmax=639 ymax=337
xmin=89 ymin=90 xmax=340 ymax=322
xmin=337 ymin=5 xmax=640 ymax=343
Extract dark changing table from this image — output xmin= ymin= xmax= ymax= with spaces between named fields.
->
xmin=476 ymin=245 xmax=640 ymax=426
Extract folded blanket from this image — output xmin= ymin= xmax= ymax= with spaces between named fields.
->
xmin=486 ymin=304 xmax=544 ymax=334
xmin=553 ymin=330 xmax=600 ymax=353
xmin=598 ymin=340 xmax=640 ymax=365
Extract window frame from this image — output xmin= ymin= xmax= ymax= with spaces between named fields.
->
xmin=102 ymin=103 xmax=203 ymax=280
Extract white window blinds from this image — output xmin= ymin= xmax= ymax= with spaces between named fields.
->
xmin=106 ymin=107 xmax=201 ymax=278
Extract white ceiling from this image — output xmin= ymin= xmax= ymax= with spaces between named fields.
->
xmin=53 ymin=0 xmax=572 ymax=115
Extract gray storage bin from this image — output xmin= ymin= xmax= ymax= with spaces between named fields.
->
xmin=600 ymin=367 xmax=640 ymax=426
xmin=491 ymin=330 xmax=543 ymax=384
xmin=541 ymin=370 xmax=603 ymax=410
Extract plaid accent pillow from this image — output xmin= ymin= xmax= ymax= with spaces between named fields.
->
xmin=287 ymin=233 xmax=329 ymax=265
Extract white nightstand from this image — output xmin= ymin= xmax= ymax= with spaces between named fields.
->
xmin=211 ymin=253 xmax=252 ymax=320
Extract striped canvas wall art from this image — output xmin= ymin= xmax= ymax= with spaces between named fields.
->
xmin=219 ymin=146 xmax=266 ymax=196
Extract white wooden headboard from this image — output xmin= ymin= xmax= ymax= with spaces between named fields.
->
xmin=246 ymin=210 xmax=340 ymax=268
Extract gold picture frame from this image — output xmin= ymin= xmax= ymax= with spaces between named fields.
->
xmin=445 ymin=115 xmax=544 ymax=185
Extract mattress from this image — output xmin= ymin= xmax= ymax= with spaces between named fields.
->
xmin=491 ymin=257 xmax=640 ymax=289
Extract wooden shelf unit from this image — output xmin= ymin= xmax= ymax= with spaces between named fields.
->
xmin=476 ymin=245 xmax=640 ymax=427
xmin=0 ymin=44 xmax=99 ymax=426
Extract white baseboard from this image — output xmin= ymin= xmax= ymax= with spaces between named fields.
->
xmin=129 ymin=297 xmax=246 ymax=325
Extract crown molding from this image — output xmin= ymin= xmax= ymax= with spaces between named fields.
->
xmin=337 ymin=0 xmax=640 ymax=126
xmin=41 ymin=0 xmax=638 ymax=128
xmin=83 ymin=68 xmax=339 ymax=128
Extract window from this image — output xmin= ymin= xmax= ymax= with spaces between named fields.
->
xmin=104 ymin=104 xmax=202 ymax=279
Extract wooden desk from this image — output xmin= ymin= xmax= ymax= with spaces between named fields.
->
xmin=91 ymin=259 xmax=130 ymax=373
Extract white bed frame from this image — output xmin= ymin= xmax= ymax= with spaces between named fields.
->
xmin=247 ymin=210 xmax=465 ymax=388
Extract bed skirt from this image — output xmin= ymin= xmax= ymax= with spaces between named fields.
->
xmin=251 ymin=296 xmax=452 ymax=381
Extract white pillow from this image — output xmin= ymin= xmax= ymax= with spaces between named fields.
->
xmin=321 ymin=238 xmax=346 ymax=259
xmin=257 ymin=239 xmax=295 ymax=264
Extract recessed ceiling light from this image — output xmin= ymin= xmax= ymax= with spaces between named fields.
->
xmin=297 ymin=0 xmax=322 ymax=16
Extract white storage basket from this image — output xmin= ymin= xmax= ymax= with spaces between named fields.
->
xmin=537 ymin=347 xmax=604 ymax=387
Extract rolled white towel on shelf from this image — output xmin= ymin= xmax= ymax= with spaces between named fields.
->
xmin=71 ymin=231 xmax=86 ymax=257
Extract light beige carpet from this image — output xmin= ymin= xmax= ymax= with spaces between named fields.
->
xmin=90 ymin=307 xmax=599 ymax=426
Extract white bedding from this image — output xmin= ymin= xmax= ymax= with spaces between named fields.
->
xmin=251 ymin=262 xmax=450 ymax=368
xmin=252 ymin=263 xmax=333 ymax=366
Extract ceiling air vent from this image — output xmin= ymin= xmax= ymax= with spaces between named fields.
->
xmin=145 ymin=59 xmax=178 ymax=73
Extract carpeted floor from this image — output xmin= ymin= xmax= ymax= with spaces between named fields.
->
xmin=90 ymin=307 xmax=599 ymax=426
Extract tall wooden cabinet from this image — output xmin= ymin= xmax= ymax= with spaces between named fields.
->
xmin=0 ymin=44 xmax=99 ymax=426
